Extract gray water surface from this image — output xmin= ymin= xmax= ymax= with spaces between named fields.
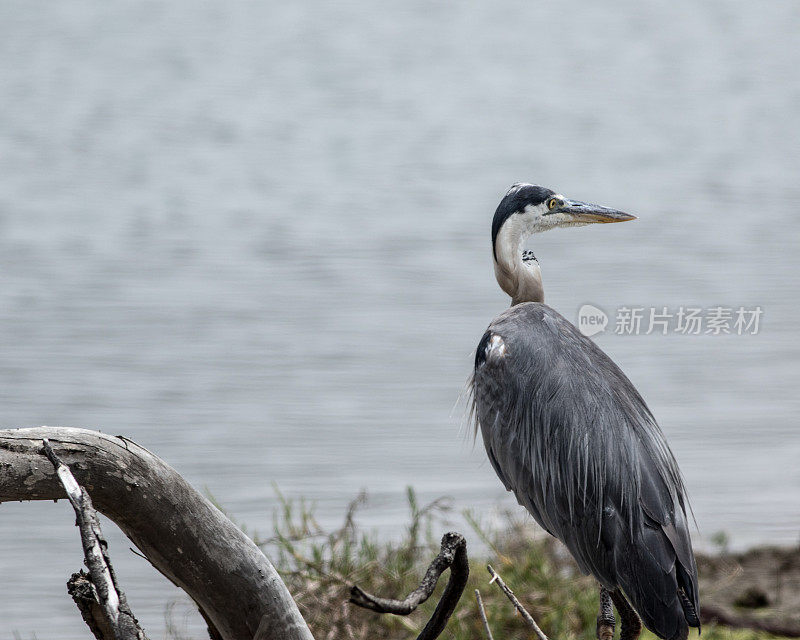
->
xmin=1 ymin=1 xmax=799 ymax=638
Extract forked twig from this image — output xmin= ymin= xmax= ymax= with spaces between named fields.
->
xmin=487 ymin=564 xmax=549 ymax=640
xmin=350 ymin=531 xmax=469 ymax=640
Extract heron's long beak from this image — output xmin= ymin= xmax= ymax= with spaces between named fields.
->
xmin=562 ymin=199 xmax=637 ymax=224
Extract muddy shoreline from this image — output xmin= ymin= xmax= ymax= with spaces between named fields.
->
xmin=698 ymin=545 xmax=800 ymax=636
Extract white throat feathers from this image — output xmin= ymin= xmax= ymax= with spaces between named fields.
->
xmin=493 ymin=209 xmax=545 ymax=305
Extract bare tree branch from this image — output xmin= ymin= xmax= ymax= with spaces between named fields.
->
xmin=474 ymin=589 xmax=494 ymax=640
xmin=0 ymin=427 xmax=314 ymax=640
xmin=43 ymin=438 xmax=148 ymax=640
xmin=486 ymin=564 xmax=550 ymax=640
xmin=350 ymin=531 xmax=469 ymax=640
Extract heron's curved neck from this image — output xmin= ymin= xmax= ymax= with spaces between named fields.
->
xmin=493 ymin=220 xmax=544 ymax=305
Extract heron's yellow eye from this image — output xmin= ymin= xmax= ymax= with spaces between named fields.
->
xmin=548 ymin=198 xmax=559 ymax=210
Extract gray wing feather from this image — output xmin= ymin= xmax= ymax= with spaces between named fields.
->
xmin=472 ymin=302 xmax=699 ymax=640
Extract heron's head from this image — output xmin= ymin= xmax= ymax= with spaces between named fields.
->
xmin=491 ymin=183 xmax=636 ymax=260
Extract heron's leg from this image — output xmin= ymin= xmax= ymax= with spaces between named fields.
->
xmin=610 ymin=590 xmax=642 ymax=640
xmin=596 ymin=587 xmax=615 ymax=640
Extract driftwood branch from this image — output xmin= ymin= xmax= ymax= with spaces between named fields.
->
xmin=487 ymin=564 xmax=550 ymax=640
xmin=350 ymin=531 xmax=469 ymax=640
xmin=0 ymin=427 xmax=314 ymax=640
xmin=42 ymin=438 xmax=148 ymax=640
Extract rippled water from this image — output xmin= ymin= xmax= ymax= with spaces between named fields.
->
xmin=1 ymin=1 xmax=799 ymax=637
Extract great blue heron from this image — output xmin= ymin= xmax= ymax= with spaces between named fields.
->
xmin=472 ymin=184 xmax=700 ymax=640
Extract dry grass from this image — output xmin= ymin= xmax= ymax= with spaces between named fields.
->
xmin=256 ymin=488 xmax=791 ymax=640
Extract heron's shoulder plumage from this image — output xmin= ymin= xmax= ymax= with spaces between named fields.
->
xmin=472 ymin=302 xmax=699 ymax=639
